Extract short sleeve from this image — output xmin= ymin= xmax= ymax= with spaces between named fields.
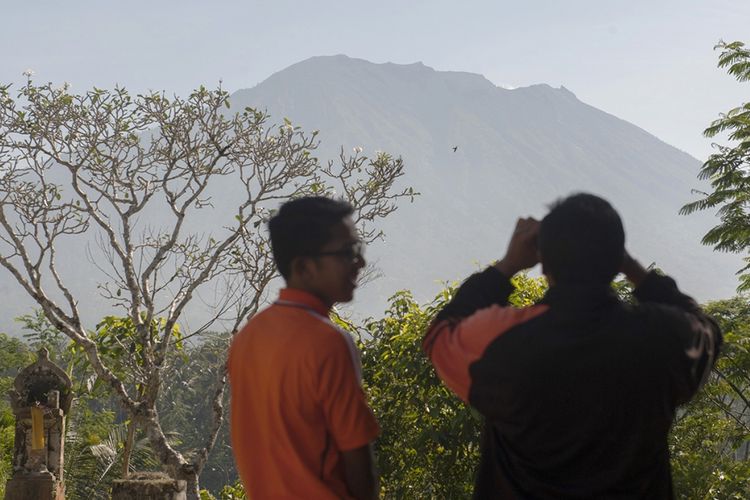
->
xmin=317 ymin=332 xmax=380 ymax=451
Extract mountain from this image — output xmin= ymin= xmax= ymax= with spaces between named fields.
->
xmin=229 ymin=55 xmax=739 ymax=317
xmin=0 ymin=55 xmax=740 ymax=334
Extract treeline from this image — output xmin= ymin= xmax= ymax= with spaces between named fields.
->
xmin=0 ymin=274 xmax=747 ymax=499
xmin=358 ymin=276 xmax=750 ymax=499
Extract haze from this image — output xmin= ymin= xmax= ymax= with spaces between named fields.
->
xmin=2 ymin=0 xmax=748 ymax=161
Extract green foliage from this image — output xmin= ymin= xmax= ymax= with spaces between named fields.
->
xmin=15 ymin=309 xmax=117 ymax=405
xmin=0 ymin=414 xmax=13 ymax=498
xmin=0 ymin=332 xmax=34 ymax=497
xmin=218 ymin=481 xmax=247 ymax=499
xmin=361 ymin=289 xmax=478 ymax=498
xmin=3 ymin=312 xmax=171 ymax=496
xmin=8 ymin=312 xmax=129 ymax=495
xmin=157 ymin=333 xmax=235 ymax=493
xmin=0 ymin=313 xmax=238 ymax=498
xmin=15 ymin=310 xmax=68 ymax=362
xmin=509 ymin=273 xmax=548 ymax=306
xmin=68 ymin=315 xmax=183 ymax=394
xmin=199 ymin=480 xmax=247 ymax=500
xmin=358 ymin=274 xmax=546 ymax=499
xmin=7 ymin=279 xmax=749 ymax=498
xmin=670 ymin=296 xmax=750 ymax=499
xmin=681 ymin=40 xmax=750 ymax=291
xmin=0 ymin=331 xmax=35 ymax=376
xmin=65 ymin=420 xmax=163 ymax=499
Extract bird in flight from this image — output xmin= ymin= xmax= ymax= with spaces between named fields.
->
xmin=452 ymin=146 xmax=458 ymax=152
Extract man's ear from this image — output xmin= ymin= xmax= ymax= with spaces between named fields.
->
xmin=289 ymin=256 xmax=312 ymax=281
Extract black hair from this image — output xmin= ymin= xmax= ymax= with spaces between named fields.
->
xmin=268 ymin=196 xmax=354 ymax=280
xmin=539 ymin=193 xmax=624 ymax=285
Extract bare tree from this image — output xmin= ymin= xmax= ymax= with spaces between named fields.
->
xmin=0 ymin=78 xmax=414 ymax=498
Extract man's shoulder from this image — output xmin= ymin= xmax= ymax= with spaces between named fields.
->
xmin=236 ymin=304 xmax=348 ymax=348
xmin=228 ymin=307 xmax=353 ymax=379
xmin=624 ymin=298 xmax=691 ymax=325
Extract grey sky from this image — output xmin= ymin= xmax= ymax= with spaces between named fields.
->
xmin=2 ymin=0 xmax=747 ymax=160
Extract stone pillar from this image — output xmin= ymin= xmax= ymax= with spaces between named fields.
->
xmin=111 ymin=472 xmax=187 ymax=500
xmin=5 ymin=474 xmax=63 ymax=500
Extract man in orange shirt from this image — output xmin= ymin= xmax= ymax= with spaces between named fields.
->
xmin=228 ymin=196 xmax=380 ymax=499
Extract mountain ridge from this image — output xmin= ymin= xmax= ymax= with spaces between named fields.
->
xmin=0 ymin=54 xmax=738 ymax=334
xmin=229 ymin=54 xmax=739 ymax=316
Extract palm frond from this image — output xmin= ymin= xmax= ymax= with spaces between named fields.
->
xmin=65 ymin=421 xmax=163 ymax=499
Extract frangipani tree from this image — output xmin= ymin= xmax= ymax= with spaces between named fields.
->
xmin=0 ymin=78 xmax=414 ymax=497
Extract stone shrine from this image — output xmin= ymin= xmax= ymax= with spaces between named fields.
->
xmin=5 ymin=348 xmax=71 ymax=500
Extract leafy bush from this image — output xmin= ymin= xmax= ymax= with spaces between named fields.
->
xmin=670 ymin=296 xmax=750 ymax=499
xmin=358 ymin=274 xmax=547 ymax=498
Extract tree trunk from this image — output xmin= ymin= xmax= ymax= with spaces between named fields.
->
xmin=122 ymin=419 xmax=136 ymax=478
xmin=178 ymin=469 xmax=200 ymax=500
xmin=141 ymin=409 xmax=204 ymax=498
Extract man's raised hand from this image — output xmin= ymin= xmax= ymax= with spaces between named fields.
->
xmin=620 ymin=250 xmax=648 ymax=287
xmin=494 ymin=217 xmax=540 ymax=277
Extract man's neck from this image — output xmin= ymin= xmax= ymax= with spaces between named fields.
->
xmin=284 ymin=280 xmax=334 ymax=310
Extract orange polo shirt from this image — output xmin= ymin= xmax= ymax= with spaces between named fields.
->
xmin=228 ymin=288 xmax=380 ymax=499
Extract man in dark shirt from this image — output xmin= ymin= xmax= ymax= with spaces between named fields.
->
xmin=423 ymin=193 xmax=721 ymax=499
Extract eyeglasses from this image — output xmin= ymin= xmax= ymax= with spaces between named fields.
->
xmin=311 ymin=241 xmax=365 ymax=262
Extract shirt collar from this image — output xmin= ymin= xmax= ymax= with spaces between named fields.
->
xmin=541 ymin=283 xmax=620 ymax=309
xmin=278 ymin=288 xmax=331 ymax=316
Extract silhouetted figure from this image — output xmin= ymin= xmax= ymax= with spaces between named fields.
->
xmin=424 ymin=193 xmax=721 ymax=499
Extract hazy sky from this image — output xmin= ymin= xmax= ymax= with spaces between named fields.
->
xmin=3 ymin=0 xmax=748 ymax=161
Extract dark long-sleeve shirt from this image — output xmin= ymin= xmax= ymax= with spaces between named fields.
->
xmin=423 ymin=268 xmax=721 ymax=499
